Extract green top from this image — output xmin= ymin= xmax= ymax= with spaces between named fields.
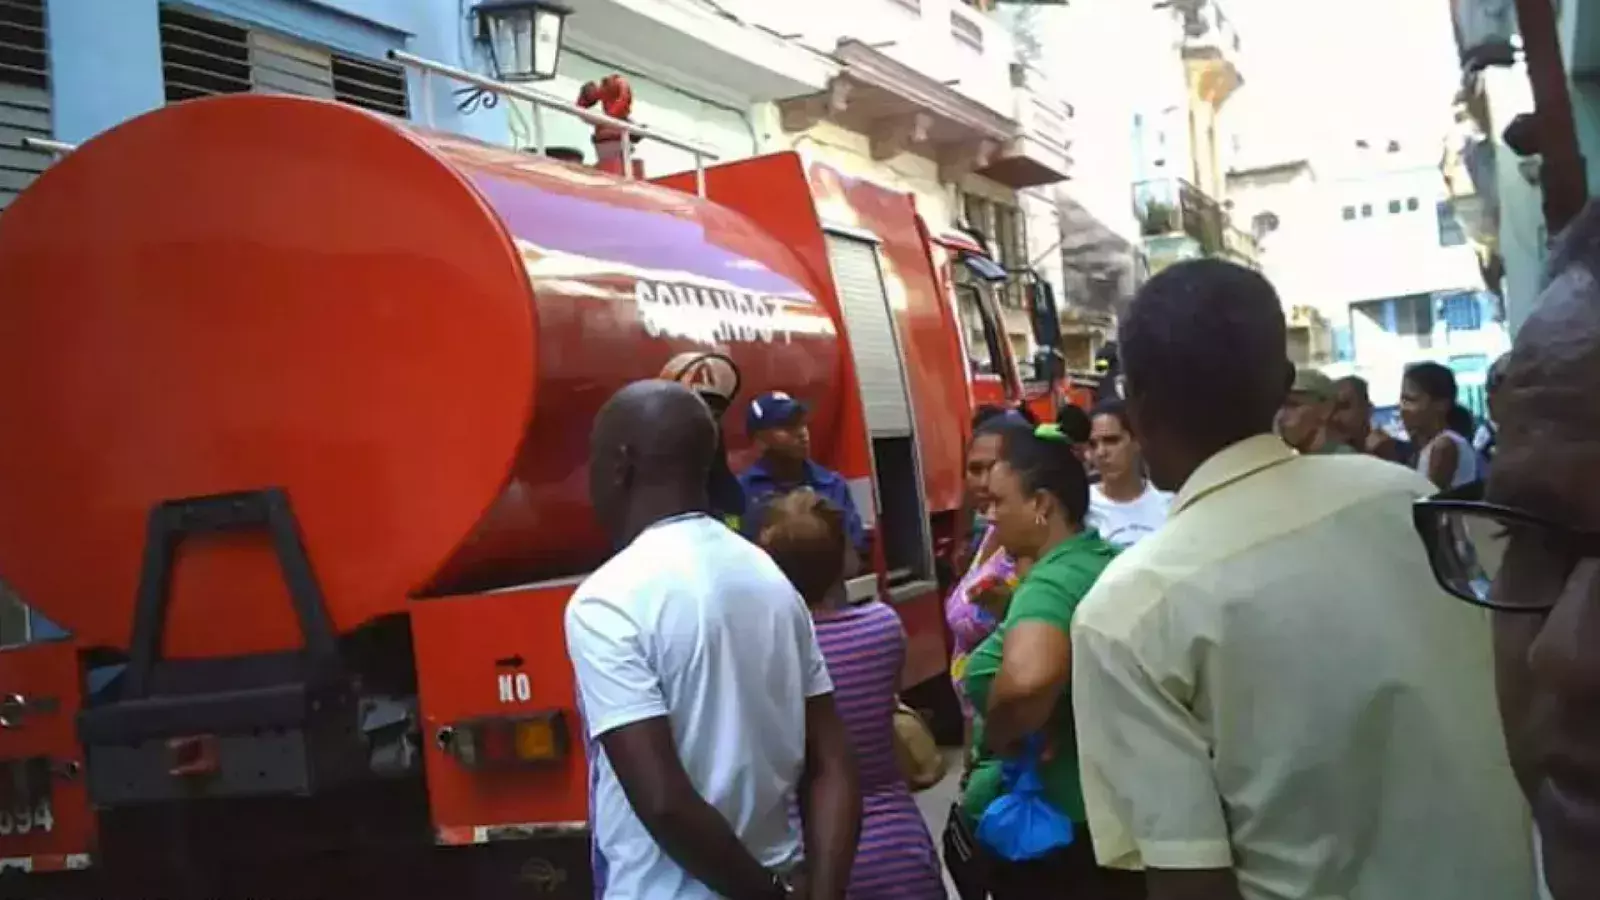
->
xmin=960 ymin=529 xmax=1118 ymax=826
xmin=1311 ymin=440 xmax=1358 ymax=455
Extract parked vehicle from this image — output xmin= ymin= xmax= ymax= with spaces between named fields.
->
xmin=0 ymin=59 xmax=1057 ymax=897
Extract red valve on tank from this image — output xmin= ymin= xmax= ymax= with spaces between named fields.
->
xmin=576 ymin=75 xmax=644 ymax=178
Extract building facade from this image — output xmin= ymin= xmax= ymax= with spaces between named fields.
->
xmin=1306 ymin=149 xmax=1509 ymax=414
xmin=1447 ymin=0 xmax=1600 ymax=333
xmin=1127 ymin=0 xmax=1257 ymax=277
xmin=738 ymin=0 xmax=1076 ymax=373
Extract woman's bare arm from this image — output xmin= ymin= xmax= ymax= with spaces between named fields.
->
xmin=1425 ymin=435 xmax=1458 ymax=490
xmin=985 ymin=620 xmax=1071 ymax=753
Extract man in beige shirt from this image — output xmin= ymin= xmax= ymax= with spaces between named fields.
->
xmin=1070 ymin=259 xmax=1534 ymax=900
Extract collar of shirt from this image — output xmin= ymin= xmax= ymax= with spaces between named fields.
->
xmin=743 ymin=458 xmax=840 ymax=492
xmin=1173 ymin=433 xmax=1296 ymax=517
xmin=1035 ymin=527 xmax=1114 ymax=569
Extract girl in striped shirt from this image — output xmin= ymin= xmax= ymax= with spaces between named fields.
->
xmin=759 ymin=490 xmax=946 ymax=899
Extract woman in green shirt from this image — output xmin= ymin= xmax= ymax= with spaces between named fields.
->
xmin=959 ymin=426 xmax=1144 ymax=900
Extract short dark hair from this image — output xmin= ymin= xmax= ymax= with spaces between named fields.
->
xmin=1334 ymin=375 xmax=1371 ymax=406
xmin=1055 ymin=403 xmax=1092 ymax=444
xmin=1089 ymin=398 xmax=1130 ymax=431
xmin=1119 ymin=259 xmax=1289 ymax=448
xmin=972 ymin=404 xmax=1010 ymax=431
xmin=974 ymin=415 xmax=1035 ymax=443
xmin=996 ymin=429 xmax=1090 ymax=526
xmin=1404 ymin=361 xmax=1458 ymax=404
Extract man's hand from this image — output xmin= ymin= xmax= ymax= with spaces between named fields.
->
xmin=600 ymin=717 xmax=784 ymax=900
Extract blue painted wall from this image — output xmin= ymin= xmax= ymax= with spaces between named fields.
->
xmin=44 ymin=0 xmax=511 ymax=146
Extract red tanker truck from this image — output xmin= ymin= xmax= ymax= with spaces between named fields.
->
xmin=0 ymin=67 xmax=1062 ymax=897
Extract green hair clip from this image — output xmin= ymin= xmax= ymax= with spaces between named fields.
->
xmin=1034 ymin=423 xmax=1069 ymax=443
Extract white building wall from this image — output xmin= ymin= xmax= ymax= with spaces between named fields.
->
xmin=1226 ymin=162 xmax=1323 ymax=308
xmin=1319 ymin=165 xmax=1484 ymax=309
xmin=726 ymin=0 xmax=1018 ymax=118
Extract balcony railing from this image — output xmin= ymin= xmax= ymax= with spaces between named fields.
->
xmin=1132 ymin=177 xmax=1226 ymax=255
xmin=1224 ymin=223 xmax=1260 ymax=266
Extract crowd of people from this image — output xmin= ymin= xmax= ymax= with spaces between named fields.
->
xmin=562 ymin=198 xmax=1600 ymax=900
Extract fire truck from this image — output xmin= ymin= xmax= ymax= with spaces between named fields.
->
xmin=0 ymin=57 xmax=1064 ymax=897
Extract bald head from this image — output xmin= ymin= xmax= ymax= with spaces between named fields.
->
xmin=588 ymin=379 xmax=717 ymax=542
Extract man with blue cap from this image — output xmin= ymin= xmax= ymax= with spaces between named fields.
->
xmin=738 ymin=391 xmax=867 ymax=554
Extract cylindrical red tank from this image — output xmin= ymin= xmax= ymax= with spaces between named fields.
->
xmin=0 ymin=95 xmax=841 ymax=658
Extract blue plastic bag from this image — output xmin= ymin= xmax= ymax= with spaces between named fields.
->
xmin=975 ymin=734 xmax=1075 ymax=862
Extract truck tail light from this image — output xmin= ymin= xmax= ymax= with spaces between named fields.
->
xmin=440 ymin=711 xmax=569 ymax=769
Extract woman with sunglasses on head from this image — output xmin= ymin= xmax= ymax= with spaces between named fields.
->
xmin=954 ymin=425 xmax=1141 ymax=900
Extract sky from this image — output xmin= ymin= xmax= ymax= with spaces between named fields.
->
xmin=1225 ymin=0 xmax=1466 ymax=165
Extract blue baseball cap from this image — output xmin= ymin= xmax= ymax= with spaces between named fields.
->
xmin=747 ymin=391 xmax=808 ymax=434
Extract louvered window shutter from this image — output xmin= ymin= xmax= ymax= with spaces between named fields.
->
xmin=0 ymin=0 xmax=51 ymax=214
xmin=159 ymin=5 xmax=408 ymax=118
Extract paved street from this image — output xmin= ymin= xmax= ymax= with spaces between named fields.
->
xmin=914 ymin=750 xmax=963 ymax=898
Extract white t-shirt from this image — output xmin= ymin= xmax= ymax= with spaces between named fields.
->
xmin=1087 ymin=483 xmax=1173 ymax=549
xmin=565 ymin=513 xmax=833 ymax=900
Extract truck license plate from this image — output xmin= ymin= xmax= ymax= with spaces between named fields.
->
xmin=0 ymin=759 xmax=52 ymax=836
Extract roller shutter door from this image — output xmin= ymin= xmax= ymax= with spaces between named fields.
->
xmin=825 ymin=233 xmax=913 ymax=437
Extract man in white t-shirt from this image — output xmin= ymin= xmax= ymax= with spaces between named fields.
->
xmin=1084 ymin=399 xmax=1172 ymax=549
xmin=565 ymin=379 xmax=860 ymax=900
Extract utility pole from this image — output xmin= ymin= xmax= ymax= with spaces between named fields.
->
xmin=1511 ymin=0 xmax=1588 ymax=233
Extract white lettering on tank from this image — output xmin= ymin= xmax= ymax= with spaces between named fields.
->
xmin=635 ymin=282 xmax=663 ymax=338
xmin=633 ymin=278 xmax=800 ymax=345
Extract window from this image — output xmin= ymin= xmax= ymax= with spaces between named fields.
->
xmin=1342 ymin=206 xmax=1356 ymax=221
xmin=950 ymin=10 xmax=984 ymax=51
xmin=1 ymin=0 xmax=50 ymax=214
xmin=1440 ymin=292 xmax=1484 ymax=331
xmin=956 ymin=283 xmax=1003 ymax=379
xmin=1388 ymin=199 xmax=1402 ymax=214
xmin=963 ymin=193 xmax=992 ymax=249
xmin=1437 ymin=200 xmax=1467 ymax=246
xmin=1407 ymin=197 xmax=1420 ymax=211
xmin=158 ymin=5 xmax=409 ymax=118
xmin=1394 ymin=293 xmax=1435 ymax=346
xmin=1360 ymin=203 xmax=1373 ymax=218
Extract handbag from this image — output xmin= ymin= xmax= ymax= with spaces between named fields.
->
xmin=974 ymin=735 xmax=1075 ymax=862
xmin=891 ymin=700 xmax=947 ymax=792
xmin=940 ymin=801 xmax=990 ymax=900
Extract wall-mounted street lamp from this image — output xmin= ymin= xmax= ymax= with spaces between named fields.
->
xmin=473 ymin=0 xmax=572 ymax=82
